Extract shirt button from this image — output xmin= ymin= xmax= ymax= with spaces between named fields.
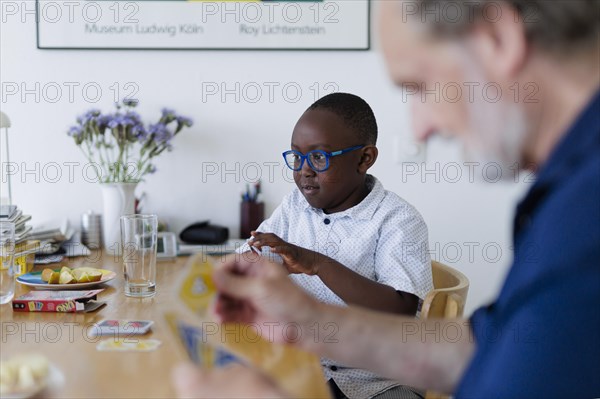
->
xmin=330 ymin=365 xmax=338 ymax=371
xmin=324 ymin=218 xmax=331 ymax=225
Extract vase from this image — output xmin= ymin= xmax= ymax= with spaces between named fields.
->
xmin=100 ymin=182 xmax=137 ymax=255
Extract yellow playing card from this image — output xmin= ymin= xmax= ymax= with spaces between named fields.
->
xmin=166 ymin=253 xmax=331 ymax=399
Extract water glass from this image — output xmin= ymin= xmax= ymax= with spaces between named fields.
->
xmin=0 ymin=222 xmax=16 ymax=305
xmin=120 ymin=214 xmax=158 ymax=298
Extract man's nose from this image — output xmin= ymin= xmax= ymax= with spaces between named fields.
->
xmin=411 ymin=99 xmax=439 ymax=143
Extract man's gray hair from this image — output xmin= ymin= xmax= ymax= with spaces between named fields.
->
xmin=414 ymin=0 xmax=599 ymax=54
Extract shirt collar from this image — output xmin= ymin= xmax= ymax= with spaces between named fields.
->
xmin=514 ymin=90 xmax=600 ymax=237
xmin=533 ymin=90 xmax=600 ymax=190
xmin=301 ymin=175 xmax=386 ymax=221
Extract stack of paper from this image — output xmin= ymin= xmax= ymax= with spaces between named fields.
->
xmin=28 ymin=219 xmax=73 ymax=243
xmin=0 ymin=205 xmax=33 ymax=243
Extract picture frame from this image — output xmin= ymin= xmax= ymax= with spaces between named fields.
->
xmin=36 ymin=0 xmax=370 ymax=51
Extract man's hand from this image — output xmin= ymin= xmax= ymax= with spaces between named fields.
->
xmin=212 ymin=254 xmax=320 ymax=345
xmin=172 ymin=363 xmax=288 ymax=399
xmin=210 ymin=255 xmax=474 ymax=394
xmin=249 ymin=231 xmax=323 ymax=275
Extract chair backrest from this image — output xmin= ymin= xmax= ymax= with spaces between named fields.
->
xmin=421 ymin=261 xmax=470 ymax=399
xmin=421 ymin=261 xmax=470 ymax=319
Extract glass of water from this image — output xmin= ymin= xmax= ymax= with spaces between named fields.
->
xmin=0 ymin=222 xmax=16 ymax=305
xmin=120 ymin=214 xmax=157 ymax=298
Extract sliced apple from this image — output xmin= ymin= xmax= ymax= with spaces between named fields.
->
xmin=77 ymin=267 xmax=98 ymax=274
xmin=11 ymin=354 xmax=49 ymax=380
xmin=41 ymin=269 xmax=54 ymax=282
xmin=72 ymin=269 xmax=85 ymax=280
xmin=73 ymin=271 xmax=90 ymax=283
xmin=0 ymin=354 xmax=49 ymax=395
xmin=48 ymin=272 xmax=60 ymax=284
xmin=59 ymin=270 xmax=75 ymax=284
xmin=87 ymin=270 xmax=103 ymax=282
xmin=72 ymin=268 xmax=102 ymax=283
xmin=0 ymin=360 xmax=17 ymax=394
xmin=75 ymin=267 xmax=103 ymax=282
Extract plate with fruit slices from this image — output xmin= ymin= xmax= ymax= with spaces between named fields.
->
xmin=0 ymin=354 xmax=65 ymax=399
xmin=16 ymin=266 xmax=117 ymax=290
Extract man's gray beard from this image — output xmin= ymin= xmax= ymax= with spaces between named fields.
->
xmin=463 ymin=100 xmax=530 ymax=183
xmin=451 ymin=43 xmax=531 ymax=183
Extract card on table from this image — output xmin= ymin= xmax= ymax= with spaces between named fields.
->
xmin=96 ymin=339 xmax=162 ymax=352
xmin=90 ymin=320 xmax=154 ymax=337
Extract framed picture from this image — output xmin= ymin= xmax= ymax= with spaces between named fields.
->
xmin=36 ymin=0 xmax=370 ymax=50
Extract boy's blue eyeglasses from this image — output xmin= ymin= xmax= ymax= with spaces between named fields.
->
xmin=282 ymin=145 xmax=365 ymax=173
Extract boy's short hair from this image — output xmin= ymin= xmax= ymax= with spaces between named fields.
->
xmin=308 ymin=92 xmax=378 ymax=145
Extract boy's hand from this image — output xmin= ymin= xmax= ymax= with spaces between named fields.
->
xmin=250 ymin=232 xmax=321 ymax=276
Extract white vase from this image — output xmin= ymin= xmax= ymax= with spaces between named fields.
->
xmin=100 ymin=182 xmax=137 ymax=255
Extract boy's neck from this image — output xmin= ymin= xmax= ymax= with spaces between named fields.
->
xmin=323 ymin=176 xmax=372 ymax=215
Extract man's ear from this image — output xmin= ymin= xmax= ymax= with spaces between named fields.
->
xmin=469 ymin=2 xmax=528 ymax=81
xmin=358 ymin=145 xmax=378 ymax=173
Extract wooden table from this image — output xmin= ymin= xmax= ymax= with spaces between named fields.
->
xmin=0 ymin=252 xmax=191 ymax=398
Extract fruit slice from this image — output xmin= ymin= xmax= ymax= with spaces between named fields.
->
xmin=59 ymin=270 xmax=75 ymax=284
xmin=87 ymin=270 xmax=103 ymax=282
xmin=12 ymin=354 xmax=49 ymax=379
xmin=72 ymin=269 xmax=91 ymax=283
xmin=48 ymin=272 xmax=60 ymax=284
xmin=77 ymin=267 xmax=98 ymax=274
xmin=41 ymin=269 xmax=54 ymax=282
xmin=72 ymin=269 xmax=84 ymax=280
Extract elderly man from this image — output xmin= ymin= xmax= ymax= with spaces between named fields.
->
xmin=173 ymin=1 xmax=600 ymax=397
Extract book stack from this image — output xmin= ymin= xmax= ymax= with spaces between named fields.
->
xmin=0 ymin=205 xmax=32 ymax=243
xmin=28 ymin=219 xmax=72 ymax=243
xmin=1 ymin=205 xmax=39 ymax=275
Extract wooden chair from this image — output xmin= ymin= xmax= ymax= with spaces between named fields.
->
xmin=421 ymin=261 xmax=470 ymax=399
xmin=421 ymin=261 xmax=469 ymax=319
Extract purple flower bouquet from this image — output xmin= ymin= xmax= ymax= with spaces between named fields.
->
xmin=68 ymin=99 xmax=193 ymax=183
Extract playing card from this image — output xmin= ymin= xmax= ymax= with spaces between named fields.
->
xmin=165 ymin=254 xmax=331 ymax=398
xmin=165 ymin=315 xmax=240 ymax=368
xmin=96 ymin=338 xmax=162 ymax=352
xmin=90 ymin=320 xmax=154 ymax=337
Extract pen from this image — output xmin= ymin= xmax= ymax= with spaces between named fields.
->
xmin=254 ymin=181 xmax=261 ymax=202
xmin=248 ymin=238 xmax=261 ymax=255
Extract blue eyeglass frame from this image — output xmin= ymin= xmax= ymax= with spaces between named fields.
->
xmin=282 ymin=145 xmax=365 ymax=172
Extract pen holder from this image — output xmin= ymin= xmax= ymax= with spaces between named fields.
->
xmin=240 ymin=202 xmax=265 ymax=239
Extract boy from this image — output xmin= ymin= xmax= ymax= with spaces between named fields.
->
xmin=243 ymin=93 xmax=432 ymax=399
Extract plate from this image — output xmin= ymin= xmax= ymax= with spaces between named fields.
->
xmin=1 ymin=363 xmax=65 ymax=399
xmin=16 ymin=269 xmax=117 ymax=290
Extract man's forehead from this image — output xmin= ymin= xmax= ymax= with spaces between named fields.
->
xmin=380 ymin=22 xmax=464 ymax=86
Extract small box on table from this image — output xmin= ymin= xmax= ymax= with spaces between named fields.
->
xmin=12 ymin=289 xmax=105 ymax=313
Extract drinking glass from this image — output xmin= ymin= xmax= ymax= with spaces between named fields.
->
xmin=120 ymin=214 xmax=157 ymax=298
xmin=0 ymin=222 xmax=16 ymax=305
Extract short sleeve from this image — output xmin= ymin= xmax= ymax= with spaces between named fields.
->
xmin=374 ymin=205 xmax=433 ymax=300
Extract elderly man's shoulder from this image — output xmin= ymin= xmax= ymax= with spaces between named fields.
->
xmin=529 ymin=154 xmax=600 ymax=269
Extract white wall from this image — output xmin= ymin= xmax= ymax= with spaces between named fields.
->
xmin=0 ymin=6 xmax=529 ymax=315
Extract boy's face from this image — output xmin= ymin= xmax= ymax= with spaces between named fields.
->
xmin=290 ymin=109 xmax=369 ymax=213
